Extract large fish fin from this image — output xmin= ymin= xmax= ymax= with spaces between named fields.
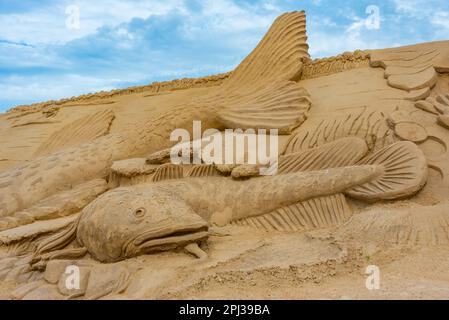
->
xmin=223 ymin=11 xmax=309 ymax=89
xmin=232 ymin=193 xmax=352 ymax=232
xmin=34 ymin=109 xmax=115 ymax=156
xmin=345 ymin=141 xmax=428 ymax=201
xmin=217 ymin=81 xmax=311 ymax=134
xmin=33 ymin=217 xmax=79 ymax=256
xmin=24 ymin=216 xmax=85 ymax=270
xmin=216 ymin=11 xmax=311 ymax=134
xmin=0 ymin=215 xmax=78 ymax=247
xmin=32 ymin=247 xmax=88 ymax=271
xmin=279 ymin=137 xmax=368 ymax=173
xmin=151 ymin=163 xmax=184 ymax=182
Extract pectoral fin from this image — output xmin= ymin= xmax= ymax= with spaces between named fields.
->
xmin=279 ymin=137 xmax=368 ymax=173
xmin=232 ymin=193 xmax=352 ymax=232
xmin=217 ymin=81 xmax=311 ymax=134
xmin=345 ymin=141 xmax=428 ymax=201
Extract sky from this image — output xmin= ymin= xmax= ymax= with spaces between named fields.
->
xmin=0 ymin=0 xmax=449 ymax=111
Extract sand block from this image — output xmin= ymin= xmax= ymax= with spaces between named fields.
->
xmin=394 ymin=122 xmax=428 ymax=142
xmin=415 ymin=100 xmax=439 ymax=114
xmin=405 ymin=87 xmax=431 ymax=101
xmin=387 ymin=67 xmax=438 ymax=91
xmin=437 ymin=115 xmax=449 ymax=129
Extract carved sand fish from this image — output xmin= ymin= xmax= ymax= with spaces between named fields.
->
xmin=6 ymin=139 xmax=425 ymax=267
xmin=33 ymin=164 xmax=382 ymax=263
xmin=0 ymin=11 xmax=311 ymax=229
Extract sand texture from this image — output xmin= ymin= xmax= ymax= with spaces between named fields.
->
xmin=1 ymin=11 xmax=449 ymax=300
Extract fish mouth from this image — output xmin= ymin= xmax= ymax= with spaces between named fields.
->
xmin=129 ymin=222 xmax=209 ymax=254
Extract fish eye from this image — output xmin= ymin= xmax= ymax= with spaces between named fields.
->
xmin=134 ymin=207 xmax=146 ymax=218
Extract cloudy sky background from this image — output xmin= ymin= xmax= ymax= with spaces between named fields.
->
xmin=1 ymin=0 xmax=448 ymax=111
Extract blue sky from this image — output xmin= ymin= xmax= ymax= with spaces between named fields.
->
xmin=0 ymin=0 xmax=448 ymax=111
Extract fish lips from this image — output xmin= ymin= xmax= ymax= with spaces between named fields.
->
xmin=126 ymin=221 xmax=209 ymax=256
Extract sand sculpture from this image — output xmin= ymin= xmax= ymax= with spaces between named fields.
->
xmin=0 ymin=10 xmax=448 ymax=299
xmin=0 ymin=11 xmax=311 ymax=228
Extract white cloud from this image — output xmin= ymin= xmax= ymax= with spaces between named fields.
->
xmin=0 ymin=74 xmax=120 ymax=102
xmin=307 ymin=7 xmax=384 ymax=58
xmin=394 ymin=0 xmax=422 ymax=15
xmin=346 ymin=18 xmax=366 ymax=34
xmin=0 ymin=0 xmax=280 ymax=53
xmin=261 ymin=0 xmax=282 ymax=12
xmin=431 ymin=12 xmax=449 ymax=30
xmin=0 ymin=0 xmax=186 ymax=45
xmin=192 ymin=0 xmax=276 ymax=33
xmin=393 ymin=0 xmax=449 ymax=39
xmin=0 ymin=42 xmax=63 ymax=68
xmin=308 ymin=30 xmax=385 ymax=58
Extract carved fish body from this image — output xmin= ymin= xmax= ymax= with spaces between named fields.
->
xmin=75 ymin=165 xmax=381 ymax=262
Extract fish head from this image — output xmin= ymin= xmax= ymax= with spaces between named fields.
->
xmin=77 ymin=187 xmax=209 ymax=262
